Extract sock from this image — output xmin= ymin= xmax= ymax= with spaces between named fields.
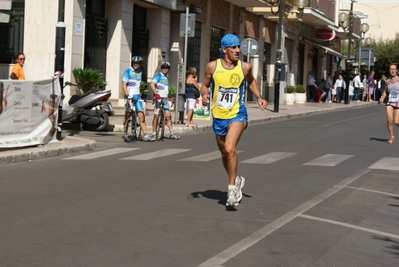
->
xmin=228 ymin=184 xmax=236 ymax=190
xmin=170 ymin=132 xmax=174 ymax=136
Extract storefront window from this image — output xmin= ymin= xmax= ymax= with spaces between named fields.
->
xmin=186 ymin=21 xmax=201 ymax=79
xmin=210 ymin=26 xmax=224 ymax=62
xmin=0 ymin=0 xmax=24 ymax=64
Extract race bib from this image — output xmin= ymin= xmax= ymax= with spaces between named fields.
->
xmin=389 ymin=91 xmax=399 ymax=102
xmin=216 ymin=86 xmax=238 ymax=109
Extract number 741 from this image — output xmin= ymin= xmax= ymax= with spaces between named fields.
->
xmin=221 ymin=93 xmax=233 ymax=103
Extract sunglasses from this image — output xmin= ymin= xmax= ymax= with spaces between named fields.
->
xmin=227 ymin=45 xmax=240 ymax=49
xmin=18 ymin=58 xmax=25 ymax=61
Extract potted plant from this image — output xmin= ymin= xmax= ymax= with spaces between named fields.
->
xmin=285 ymin=85 xmax=296 ymax=105
xmin=72 ymin=68 xmax=107 ymax=95
xmin=168 ymin=85 xmax=177 ymax=111
xmin=140 ymin=81 xmax=149 ymax=99
xmin=295 ymin=84 xmax=306 ymax=104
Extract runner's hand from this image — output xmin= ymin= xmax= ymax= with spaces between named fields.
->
xmin=257 ymin=98 xmax=267 ymax=111
xmin=202 ymin=94 xmax=209 ymax=106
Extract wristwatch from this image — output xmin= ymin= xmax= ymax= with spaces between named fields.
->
xmin=257 ymin=95 xmax=264 ymax=100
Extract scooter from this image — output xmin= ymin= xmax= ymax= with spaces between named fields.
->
xmin=62 ymin=82 xmax=114 ymax=131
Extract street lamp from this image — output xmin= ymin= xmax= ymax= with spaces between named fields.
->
xmin=339 ymin=0 xmax=357 ymax=105
xmin=262 ymin=0 xmax=309 ymax=112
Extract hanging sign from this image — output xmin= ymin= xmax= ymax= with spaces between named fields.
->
xmin=314 ymin=28 xmax=336 ymax=41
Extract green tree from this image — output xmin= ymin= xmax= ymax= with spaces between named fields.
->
xmin=373 ymin=33 xmax=399 ymax=78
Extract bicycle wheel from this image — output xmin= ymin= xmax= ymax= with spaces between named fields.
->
xmin=131 ymin=110 xmax=139 ymax=142
xmin=124 ymin=111 xmax=133 ymax=142
xmin=155 ymin=110 xmax=165 ymax=141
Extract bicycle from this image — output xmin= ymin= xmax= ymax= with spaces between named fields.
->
xmin=153 ymin=95 xmax=166 ymax=141
xmin=124 ymin=97 xmax=142 ymax=142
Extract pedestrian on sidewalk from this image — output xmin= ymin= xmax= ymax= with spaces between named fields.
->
xmin=353 ymin=72 xmax=361 ymax=102
xmin=307 ymin=71 xmax=318 ymax=102
xmin=10 ymin=53 xmax=26 ymax=80
xmin=362 ymin=74 xmax=368 ymax=101
xmin=200 ymin=33 xmax=267 ymax=207
xmin=122 ymin=56 xmax=154 ymax=142
xmin=317 ymin=78 xmax=327 ymax=103
xmin=333 ymin=74 xmax=346 ymax=103
xmin=325 ymin=73 xmax=333 ymax=103
xmin=367 ymin=71 xmax=376 ymax=102
xmin=185 ymin=67 xmax=200 ymax=128
xmin=379 ymin=63 xmax=399 ymax=144
xmin=150 ymin=61 xmax=180 ymax=140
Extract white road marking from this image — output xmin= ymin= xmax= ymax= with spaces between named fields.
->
xmin=240 ymin=152 xmax=298 ymax=164
xmin=197 ymin=169 xmax=370 ymax=267
xmin=303 ymin=154 xmax=354 ymax=166
xmin=368 ymin=157 xmax=399 ymax=171
xmin=179 ymin=150 xmax=243 ymax=162
xmin=62 ymin=148 xmax=140 ymax=160
xmin=299 ymin=214 xmax=399 ymax=240
xmin=120 ymin=148 xmax=191 ymax=160
xmin=344 ymin=186 xmax=399 ymax=197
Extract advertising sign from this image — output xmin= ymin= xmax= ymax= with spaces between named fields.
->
xmin=314 ymin=28 xmax=336 ymax=41
xmin=0 ymin=78 xmax=61 ymax=148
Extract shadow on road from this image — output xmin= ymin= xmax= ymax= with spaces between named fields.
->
xmin=191 ymin=190 xmax=252 ymax=211
xmin=370 ymin=137 xmax=389 ymax=143
xmin=373 ymin=235 xmax=399 ymax=258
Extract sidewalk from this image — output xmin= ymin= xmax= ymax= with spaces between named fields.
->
xmin=0 ymin=101 xmax=376 ymax=165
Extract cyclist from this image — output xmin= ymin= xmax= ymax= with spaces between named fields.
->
xmin=122 ymin=55 xmax=154 ymax=142
xmin=150 ymin=61 xmax=180 ymax=140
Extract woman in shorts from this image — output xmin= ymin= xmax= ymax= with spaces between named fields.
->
xmin=379 ymin=63 xmax=399 ymax=144
xmin=185 ymin=67 xmax=200 ymax=127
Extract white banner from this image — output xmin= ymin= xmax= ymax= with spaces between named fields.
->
xmin=0 ymin=78 xmax=61 ymax=148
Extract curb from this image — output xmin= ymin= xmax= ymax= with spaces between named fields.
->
xmin=0 ymin=136 xmax=96 ymax=165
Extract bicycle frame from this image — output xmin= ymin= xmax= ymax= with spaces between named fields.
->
xmin=124 ymin=98 xmax=142 ymax=142
xmin=154 ymin=98 xmax=166 ymax=141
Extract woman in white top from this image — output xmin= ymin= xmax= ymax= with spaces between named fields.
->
xmin=333 ymin=74 xmax=346 ymax=103
xmin=380 ymin=63 xmax=399 ymax=144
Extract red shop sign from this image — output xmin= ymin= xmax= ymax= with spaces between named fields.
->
xmin=314 ymin=28 xmax=336 ymax=41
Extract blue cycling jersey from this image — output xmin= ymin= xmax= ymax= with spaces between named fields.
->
xmin=123 ymin=67 xmax=142 ymax=96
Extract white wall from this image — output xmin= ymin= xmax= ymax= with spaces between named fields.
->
xmin=24 ymin=0 xmax=59 ymax=80
xmin=105 ymin=0 xmax=133 ymax=106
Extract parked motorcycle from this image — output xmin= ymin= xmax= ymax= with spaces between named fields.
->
xmin=62 ymin=82 xmax=114 ymax=131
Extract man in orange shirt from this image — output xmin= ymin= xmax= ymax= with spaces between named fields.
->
xmin=10 ymin=53 xmax=26 ymax=80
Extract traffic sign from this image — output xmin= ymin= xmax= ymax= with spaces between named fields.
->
xmin=240 ymin=38 xmax=258 ymax=56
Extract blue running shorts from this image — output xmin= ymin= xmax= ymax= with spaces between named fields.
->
xmin=213 ymin=114 xmax=248 ymax=136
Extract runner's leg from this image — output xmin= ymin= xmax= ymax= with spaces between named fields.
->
xmin=215 ymin=121 xmax=246 ymax=185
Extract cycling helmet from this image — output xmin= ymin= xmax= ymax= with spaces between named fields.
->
xmin=132 ymin=55 xmax=143 ymax=63
xmin=160 ymin=61 xmax=171 ymax=69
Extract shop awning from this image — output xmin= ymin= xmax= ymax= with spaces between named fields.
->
xmin=304 ymin=39 xmax=346 ymax=59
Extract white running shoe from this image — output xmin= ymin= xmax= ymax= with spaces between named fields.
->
xmin=235 ymin=176 xmax=245 ymax=202
xmin=226 ymin=186 xmax=239 ymax=207
xmin=226 ymin=176 xmax=245 ymax=206
xmin=142 ymin=134 xmax=155 ymax=142
xmin=170 ymin=134 xmax=180 ymax=140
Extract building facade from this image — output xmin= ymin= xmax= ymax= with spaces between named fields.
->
xmin=0 ymin=0 xmax=371 ymax=106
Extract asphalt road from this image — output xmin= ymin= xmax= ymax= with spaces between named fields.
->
xmin=1 ymin=104 xmax=399 ymax=267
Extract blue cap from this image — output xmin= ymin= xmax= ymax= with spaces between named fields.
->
xmin=219 ymin=34 xmax=240 ymax=58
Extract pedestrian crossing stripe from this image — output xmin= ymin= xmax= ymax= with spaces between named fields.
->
xmin=63 ymin=148 xmax=140 ymax=160
xmin=62 ymin=148 xmax=399 ymax=170
xmin=179 ymin=150 xmax=243 ymax=162
xmin=368 ymin=157 xmax=399 ymax=171
xmin=303 ymin=154 xmax=354 ymax=167
xmin=240 ymin=152 xmax=298 ymax=164
xmin=120 ymin=149 xmax=191 ymax=160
